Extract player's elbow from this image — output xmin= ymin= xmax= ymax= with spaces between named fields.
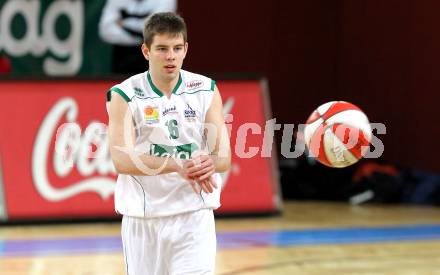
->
xmin=111 ymin=157 xmax=131 ymax=175
xmin=110 ymin=147 xmax=133 ymax=175
xmin=112 ymin=161 xmax=131 ymax=175
xmin=215 ymin=155 xmax=231 ymax=173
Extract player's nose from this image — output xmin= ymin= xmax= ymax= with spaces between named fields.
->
xmin=166 ymin=51 xmax=175 ymax=60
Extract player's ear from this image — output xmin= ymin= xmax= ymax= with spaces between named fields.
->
xmin=141 ymin=44 xmax=150 ymax=60
xmin=183 ymin=42 xmax=188 ymax=59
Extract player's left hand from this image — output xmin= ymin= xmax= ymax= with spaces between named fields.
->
xmin=199 ymin=176 xmax=218 ymax=193
xmin=187 ymin=176 xmax=218 ymax=194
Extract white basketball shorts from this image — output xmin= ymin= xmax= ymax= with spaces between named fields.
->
xmin=121 ymin=209 xmax=216 ymax=275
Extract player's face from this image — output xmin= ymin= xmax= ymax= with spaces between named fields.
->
xmin=142 ymin=33 xmax=188 ymax=81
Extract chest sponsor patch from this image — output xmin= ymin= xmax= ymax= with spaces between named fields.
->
xmin=186 ymin=80 xmax=203 ymax=90
xmin=184 ymin=103 xmax=197 ymax=121
xmin=144 ymin=105 xmax=159 ymax=123
xmin=162 ymin=105 xmax=178 ymax=116
xmin=150 ymin=143 xmax=198 ymax=159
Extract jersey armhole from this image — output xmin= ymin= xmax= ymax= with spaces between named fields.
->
xmin=107 ymin=87 xmax=132 ymax=103
xmin=206 ymin=81 xmax=217 ymax=113
xmin=211 ymin=79 xmax=215 ymax=92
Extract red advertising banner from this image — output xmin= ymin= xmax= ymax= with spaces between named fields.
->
xmin=0 ymin=79 xmax=280 ymax=221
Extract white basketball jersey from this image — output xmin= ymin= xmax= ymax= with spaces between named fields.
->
xmin=107 ymin=70 xmax=222 ymax=218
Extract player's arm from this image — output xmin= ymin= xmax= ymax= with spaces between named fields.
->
xmin=205 ymin=85 xmax=231 ymax=172
xmin=186 ymin=85 xmax=231 ymax=181
xmin=108 ymin=92 xmax=185 ymax=176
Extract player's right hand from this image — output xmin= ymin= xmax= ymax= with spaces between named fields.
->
xmin=176 ymin=156 xmax=218 ymax=194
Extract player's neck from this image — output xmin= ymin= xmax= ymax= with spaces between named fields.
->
xmin=148 ymin=70 xmax=180 ymax=98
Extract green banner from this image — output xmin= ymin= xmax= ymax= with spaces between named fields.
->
xmin=0 ymin=0 xmax=111 ymax=77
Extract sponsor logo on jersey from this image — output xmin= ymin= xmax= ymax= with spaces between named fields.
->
xmin=186 ymin=80 xmax=203 ymax=90
xmin=162 ymin=105 xmax=178 ymax=116
xmin=150 ymin=143 xmax=198 ymax=159
xmin=134 ymin=87 xmax=146 ymax=98
xmin=144 ymin=105 xmax=159 ymax=123
xmin=184 ymin=103 xmax=197 ymax=121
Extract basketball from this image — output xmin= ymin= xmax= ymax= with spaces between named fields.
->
xmin=303 ymin=101 xmax=372 ymax=168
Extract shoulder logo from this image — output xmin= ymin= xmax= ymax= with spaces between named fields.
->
xmin=134 ymin=87 xmax=146 ymax=98
xmin=186 ymin=80 xmax=204 ymax=90
xmin=144 ymin=105 xmax=159 ymax=123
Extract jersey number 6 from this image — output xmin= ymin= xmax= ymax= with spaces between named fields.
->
xmin=166 ymin=119 xmax=179 ymax=139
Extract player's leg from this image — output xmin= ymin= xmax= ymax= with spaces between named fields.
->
xmin=168 ymin=209 xmax=217 ymax=275
xmin=121 ymin=215 xmax=168 ymax=275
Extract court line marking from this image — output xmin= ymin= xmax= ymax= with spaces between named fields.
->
xmin=1 ymin=224 xmax=440 ymax=257
xmin=217 ymin=251 xmax=440 ymax=275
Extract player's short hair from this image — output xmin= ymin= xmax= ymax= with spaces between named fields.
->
xmin=143 ymin=12 xmax=187 ymax=48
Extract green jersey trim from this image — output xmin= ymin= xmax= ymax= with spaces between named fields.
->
xmin=211 ymin=79 xmax=215 ymax=91
xmin=107 ymin=87 xmax=131 ymax=102
xmin=176 ymin=89 xmax=214 ymax=96
xmin=130 ymin=176 xmax=147 ymax=215
xmin=146 ymin=71 xmax=183 ymax=97
xmin=173 ymin=74 xmax=183 ymax=94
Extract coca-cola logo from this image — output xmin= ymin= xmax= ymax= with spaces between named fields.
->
xmin=32 ymin=97 xmax=116 ymax=202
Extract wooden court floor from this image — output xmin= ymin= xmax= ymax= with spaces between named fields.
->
xmin=1 ymin=201 xmax=440 ymax=275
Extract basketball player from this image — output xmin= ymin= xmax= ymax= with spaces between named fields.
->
xmin=106 ymin=12 xmax=231 ymax=275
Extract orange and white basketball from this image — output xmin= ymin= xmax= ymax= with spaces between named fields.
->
xmin=303 ymin=101 xmax=372 ymax=168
